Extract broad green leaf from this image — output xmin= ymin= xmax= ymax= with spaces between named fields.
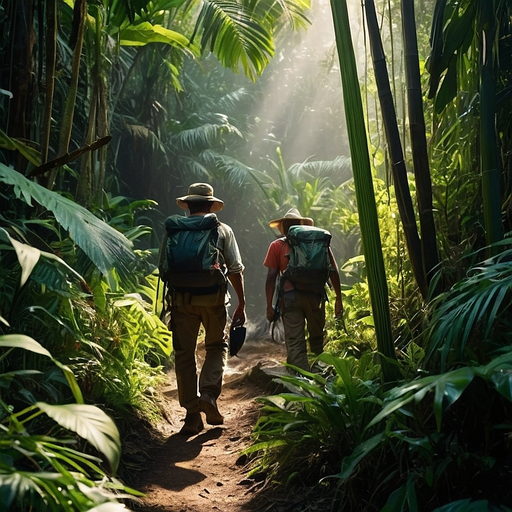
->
xmin=335 ymin=432 xmax=386 ymax=480
xmin=0 ymin=229 xmax=40 ymax=287
xmin=0 ymin=128 xmax=41 ymax=167
xmin=431 ymin=499 xmax=512 ymax=512
xmin=433 ymin=367 xmax=474 ymax=430
xmin=0 ymin=471 xmax=75 ymax=511
xmin=8 ymin=238 xmax=40 ymax=288
xmin=489 ymin=372 xmax=512 ymax=402
xmin=36 ymin=403 xmax=121 ymax=473
xmin=0 ymin=334 xmax=84 ymax=403
xmin=119 ymin=22 xmax=194 ymax=51
xmin=0 ymin=164 xmax=135 ymax=278
xmin=0 ymin=472 xmax=44 ymax=509
xmin=0 ymin=334 xmax=52 ymax=358
xmin=381 ymin=485 xmax=408 ymax=512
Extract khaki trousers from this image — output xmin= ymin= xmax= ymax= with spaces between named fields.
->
xmin=282 ymin=290 xmax=326 ymax=371
xmin=170 ymin=293 xmax=228 ymax=413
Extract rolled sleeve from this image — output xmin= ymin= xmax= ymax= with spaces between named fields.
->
xmin=218 ymin=223 xmax=244 ymax=274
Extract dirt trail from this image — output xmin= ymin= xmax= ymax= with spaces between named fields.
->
xmin=132 ymin=338 xmax=289 ymax=512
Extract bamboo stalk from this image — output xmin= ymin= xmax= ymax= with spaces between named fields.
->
xmin=401 ymin=0 xmax=440 ymax=286
xmin=365 ymin=0 xmax=428 ymax=298
xmin=479 ymin=0 xmax=502 ymax=252
xmin=47 ymin=0 xmax=87 ymax=190
xmin=329 ymin=0 xmax=398 ymax=381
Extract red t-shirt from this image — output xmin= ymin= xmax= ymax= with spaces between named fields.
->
xmin=263 ymin=238 xmax=295 ymax=291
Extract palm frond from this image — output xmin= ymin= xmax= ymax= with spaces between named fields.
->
xmin=0 ymin=164 xmax=136 ymax=278
xmin=242 ymin=0 xmax=311 ymax=32
xmin=170 ymin=122 xmax=243 ymax=152
xmin=425 ymin=239 xmax=512 ymax=370
xmin=192 ymin=0 xmax=275 ymax=81
xmin=217 ymin=86 xmax=252 ymax=112
xmin=287 ymin=156 xmax=352 ymax=184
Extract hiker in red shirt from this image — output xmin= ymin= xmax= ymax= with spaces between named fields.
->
xmin=263 ymin=208 xmax=343 ymax=371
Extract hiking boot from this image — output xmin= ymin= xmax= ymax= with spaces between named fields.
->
xmin=179 ymin=412 xmax=204 ymax=436
xmin=199 ymin=394 xmax=224 ymax=425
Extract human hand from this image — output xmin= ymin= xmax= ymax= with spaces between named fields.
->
xmin=232 ymin=304 xmax=246 ymax=326
xmin=266 ymin=305 xmax=276 ymax=322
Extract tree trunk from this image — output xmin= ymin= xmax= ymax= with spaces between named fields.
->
xmin=479 ymin=0 xmax=502 ymax=252
xmin=401 ymin=0 xmax=440 ymax=287
xmin=365 ymin=0 xmax=428 ymax=298
xmin=42 ymin=0 xmax=57 ymax=164
xmin=5 ymin=0 xmax=35 ymax=172
xmin=47 ymin=0 xmax=87 ymax=191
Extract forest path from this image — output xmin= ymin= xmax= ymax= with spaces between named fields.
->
xmin=132 ymin=338 xmax=290 ymax=512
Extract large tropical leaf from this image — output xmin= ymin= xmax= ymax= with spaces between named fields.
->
xmin=191 ymin=0 xmax=275 ymax=80
xmin=425 ymin=241 xmax=512 ymax=370
xmin=119 ymin=21 xmax=196 ymax=51
xmin=170 ymin=122 xmax=243 ymax=153
xmin=0 ymin=334 xmax=84 ymax=403
xmin=0 ymin=334 xmax=53 ymax=359
xmin=240 ymin=0 xmax=311 ymax=32
xmin=0 ymin=164 xmax=136 ymax=278
xmin=0 ymin=469 xmax=128 ymax=511
xmin=36 ymin=402 xmax=121 ymax=473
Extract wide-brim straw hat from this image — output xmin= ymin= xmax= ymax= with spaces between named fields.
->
xmin=268 ymin=208 xmax=314 ymax=230
xmin=176 ymin=183 xmax=224 ymax=212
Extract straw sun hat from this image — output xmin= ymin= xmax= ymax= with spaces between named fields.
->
xmin=268 ymin=208 xmax=314 ymax=233
xmin=176 ymin=183 xmax=224 ymax=212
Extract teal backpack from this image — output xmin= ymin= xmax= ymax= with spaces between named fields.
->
xmin=159 ymin=213 xmax=227 ymax=295
xmin=281 ymin=225 xmax=332 ymax=294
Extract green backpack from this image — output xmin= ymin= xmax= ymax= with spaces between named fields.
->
xmin=282 ymin=225 xmax=332 ymax=294
xmin=159 ymin=213 xmax=227 ymax=295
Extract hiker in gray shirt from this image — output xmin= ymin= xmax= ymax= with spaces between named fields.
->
xmin=162 ymin=183 xmax=245 ymax=435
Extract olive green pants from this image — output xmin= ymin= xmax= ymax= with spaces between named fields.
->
xmin=282 ymin=290 xmax=325 ymax=371
xmin=170 ymin=292 xmax=228 ymax=414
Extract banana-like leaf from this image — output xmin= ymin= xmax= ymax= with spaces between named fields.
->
xmin=0 ymin=470 xmax=127 ymax=511
xmin=36 ymin=402 xmax=121 ymax=473
xmin=119 ymin=21 xmax=196 ymax=53
xmin=0 ymin=227 xmax=86 ymax=287
xmin=0 ymin=334 xmax=53 ymax=358
xmin=0 ymin=164 xmax=136 ymax=278
xmin=0 ymin=472 xmax=61 ymax=510
xmin=431 ymin=499 xmax=512 ymax=512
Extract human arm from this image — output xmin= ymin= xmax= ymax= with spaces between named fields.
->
xmin=265 ymin=268 xmax=279 ymax=322
xmin=227 ymin=272 xmax=246 ymax=326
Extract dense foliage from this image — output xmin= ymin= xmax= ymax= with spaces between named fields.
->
xmin=1 ymin=0 xmax=512 ymax=510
